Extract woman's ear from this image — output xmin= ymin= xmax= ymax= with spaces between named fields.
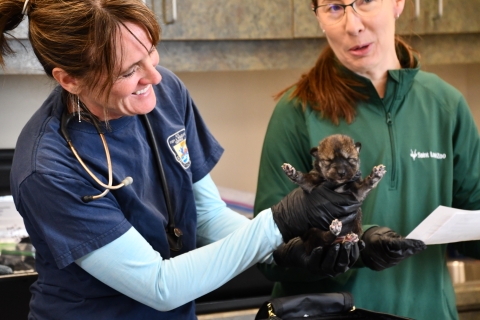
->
xmin=394 ymin=0 xmax=406 ymax=18
xmin=52 ymin=67 xmax=81 ymax=94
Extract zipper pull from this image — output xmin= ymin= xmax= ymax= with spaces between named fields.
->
xmin=386 ymin=112 xmax=393 ymax=125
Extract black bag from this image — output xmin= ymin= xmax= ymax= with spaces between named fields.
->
xmin=255 ymin=292 xmax=413 ymax=320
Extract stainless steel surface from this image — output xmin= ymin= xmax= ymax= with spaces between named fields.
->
xmin=449 ymin=259 xmax=480 ymax=318
xmin=414 ymin=0 xmax=420 ymax=18
xmin=437 ymin=0 xmax=443 ymax=18
xmin=449 ymin=261 xmax=467 ymax=284
xmin=448 ymin=260 xmax=480 ymax=284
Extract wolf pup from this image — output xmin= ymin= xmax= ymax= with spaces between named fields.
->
xmin=282 ymin=134 xmax=386 ymax=254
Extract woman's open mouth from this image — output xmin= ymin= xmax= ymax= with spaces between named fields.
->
xmin=349 ymin=43 xmax=372 ymax=56
xmin=133 ymin=85 xmax=151 ymax=95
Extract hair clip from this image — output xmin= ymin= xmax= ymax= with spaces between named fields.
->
xmin=22 ymin=0 xmax=30 ymax=16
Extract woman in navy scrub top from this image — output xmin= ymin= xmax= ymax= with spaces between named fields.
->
xmin=2 ymin=1 xmax=365 ymax=319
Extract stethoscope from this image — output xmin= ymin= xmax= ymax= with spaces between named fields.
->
xmin=60 ymin=105 xmax=183 ymax=251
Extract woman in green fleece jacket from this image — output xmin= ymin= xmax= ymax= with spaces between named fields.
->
xmin=254 ymin=0 xmax=480 ymax=319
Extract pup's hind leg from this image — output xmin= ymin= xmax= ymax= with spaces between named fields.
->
xmin=303 ymin=219 xmax=342 ymax=255
xmin=282 ymin=163 xmax=323 ymax=193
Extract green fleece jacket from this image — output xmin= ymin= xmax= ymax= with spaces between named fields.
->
xmin=254 ymin=64 xmax=480 ymax=320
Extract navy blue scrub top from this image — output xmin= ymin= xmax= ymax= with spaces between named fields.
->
xmin=10 ymin=66 xmax=223 ymax=319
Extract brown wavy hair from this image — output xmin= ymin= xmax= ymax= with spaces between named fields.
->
xmin=0 ymin=0 xmax=160 ymax=99
xmin=276 ymin=0 xmax=418 ymax=125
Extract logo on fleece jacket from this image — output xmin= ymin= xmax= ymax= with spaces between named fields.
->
xmin=168 ymin=129 xmax=191 ymax=169
xmin=410 ymin=149 xmax=446 ymax=161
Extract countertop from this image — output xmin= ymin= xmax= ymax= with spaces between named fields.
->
xmin=455 ymin=280 xmax=480 ymax=312
xmin=198 ymin=309 xmax=258 ymax=320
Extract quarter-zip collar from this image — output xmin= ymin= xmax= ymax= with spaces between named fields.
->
xmin=336 ymin=55 xmax=420 ymax=112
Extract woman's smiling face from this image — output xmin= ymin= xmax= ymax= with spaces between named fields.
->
xmin=79 ymin=22 xmax=162 ymax=120
xmin=316 ymin=0 xmax=405 ymax=78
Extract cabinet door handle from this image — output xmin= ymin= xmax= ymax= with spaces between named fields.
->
xmin=437 ymin=0 xmax=443 ymax=18
xmin=415 ymin=0 xmax=420 ymax=18
xmin=162 ymin=0 xmax=177 ymax=25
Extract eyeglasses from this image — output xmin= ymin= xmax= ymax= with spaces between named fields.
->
xmin=312 ymin=0 xmax=383 ymax=26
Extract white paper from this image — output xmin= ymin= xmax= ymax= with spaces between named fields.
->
xmin=0 ymin=195 xmax=28 ymax=243
xmin=406 ymin=206 xmax=480 ymax=245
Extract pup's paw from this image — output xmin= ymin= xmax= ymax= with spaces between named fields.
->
xmin=370 ymin=164 xmax=386 ymax=184
xmin=282 ymin=163 xmax=298 ymax=180
xmin=344 ymin=233 xmax=359 ymax=243
xmin=329 ymin=219 xmax=342 ymax=236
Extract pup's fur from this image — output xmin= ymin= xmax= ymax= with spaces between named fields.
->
xmin=282 ymin=134 xmax=386 ymax=254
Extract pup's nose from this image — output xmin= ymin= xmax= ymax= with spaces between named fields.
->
xmin=338 ymin=170 xmax=346 ymax=178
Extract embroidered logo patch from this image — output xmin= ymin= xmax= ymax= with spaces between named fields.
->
xmin=410 ymin=149 xmax=446 ymax=161
xmin=167 ymin=129 xmax=191 ymax=169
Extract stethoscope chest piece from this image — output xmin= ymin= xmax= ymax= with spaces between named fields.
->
xmin=167 ymin=227 xmax=183 ymax=251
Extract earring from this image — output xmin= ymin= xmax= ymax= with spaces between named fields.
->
xmin=322 ymin=29 xmax=325 ymax=33
xmin=396 ymin=14 xmax=400 ymax=19
xmin=77 ymin=95 xmax=81 ymax=122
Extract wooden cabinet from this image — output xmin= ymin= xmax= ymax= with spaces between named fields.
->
xmin=293 ymin=0 xmax=323 ymax=38
xmin=149 ymin=0 xmax=325 ymax=40
xmin=398 ymin=0 xmax=480 ymax=35
xmin=425 ymin=0 xmax=480 ymax=34
xmin=396 ymin=0 xmax=426 ymax=35
xmin=11 ymin=1 xmax=480 ymax=41
xmin=293 ymin=0 xmax=480 ymax=37
xmin=149 ymin=0 xmax=293 ymax=40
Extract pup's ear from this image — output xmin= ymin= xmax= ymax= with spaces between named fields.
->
xmin=355 ymin=142 xmax=362 ymax=153
xmin=310 ymin=147 xmax=319 ymax=158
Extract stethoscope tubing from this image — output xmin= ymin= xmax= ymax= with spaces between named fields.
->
xmin=61 ymin=106 xmax=182 ymax=250
xmin=141 ymin=114 xmax=183 ymax=242
xmin=61 ymin=108 xmax=133 ymax=202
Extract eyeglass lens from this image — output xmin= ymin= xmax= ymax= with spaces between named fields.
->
xmin=314 ymin=0 xmax=383 ymax=26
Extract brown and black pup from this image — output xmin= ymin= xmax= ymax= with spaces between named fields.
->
xmin=282 ymin=134 xmax=386 ymax=254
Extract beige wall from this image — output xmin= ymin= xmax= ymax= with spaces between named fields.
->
xmin=177 ymin=64 xmax=480 ymax=194
xmin=0 ymin=75 xmax=56 ymax=150
xmin=464 ymin=64 xmax=480 ymax=123
xmin=175 ymin=69 xmax=304 ymax=195
xmin=422 ymin=64 xmax=480 ymax=124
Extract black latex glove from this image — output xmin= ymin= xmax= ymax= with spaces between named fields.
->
xmin=271 ymin=184 xmax=361 ymax=242
xmin=273 ymin=237 xmax=362 ymax=277
xmin=360 ymin=226 xmax=427 ymax=271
